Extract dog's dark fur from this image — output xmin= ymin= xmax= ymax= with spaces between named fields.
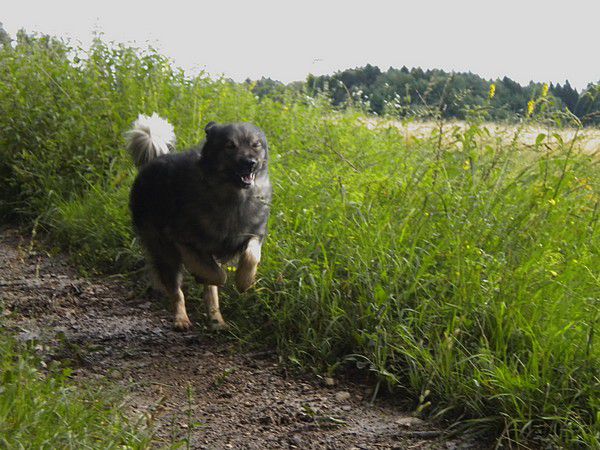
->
xmin=127 ymin=115 xmax=272 ymax=330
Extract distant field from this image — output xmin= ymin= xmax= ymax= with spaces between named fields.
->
xmin=362 ymin=118 xmax=600 ymax=154
xmin=0 ymin=35 xmax=598 ymax=448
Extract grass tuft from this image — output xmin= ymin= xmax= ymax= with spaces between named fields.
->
xmin=0 ymin=338 xmax=152 ymax=449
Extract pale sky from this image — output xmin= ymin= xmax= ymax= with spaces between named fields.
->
xmin=2 ymin=0 xmax=599 ymax=90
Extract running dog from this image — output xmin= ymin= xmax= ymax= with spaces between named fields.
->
xmin=127 ymin=113 xmax=272 ymax=330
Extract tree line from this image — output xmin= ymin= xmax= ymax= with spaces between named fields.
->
xmin=252 ymin=64 xmax=600 ymax=125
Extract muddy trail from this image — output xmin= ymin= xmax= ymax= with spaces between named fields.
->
xmin=1 ymin=229 xmax=478 ymax=449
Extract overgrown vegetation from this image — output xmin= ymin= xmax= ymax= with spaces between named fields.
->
xmin=0 ymin=32 xmax=598 ymax=448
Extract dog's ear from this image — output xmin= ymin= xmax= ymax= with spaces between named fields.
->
xmin=204 ymin=121 xmax=217 ymax=138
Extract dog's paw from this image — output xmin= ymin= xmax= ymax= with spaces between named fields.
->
xmin=235 ymin=270 xmax=256 ymax=293
xmin=173 ymin=315 xmax=192 ymax=331
xmin=235 ymin=279 xmax=254 ymax=293
xmin=209 ymin=319 xmax=230 ymax=331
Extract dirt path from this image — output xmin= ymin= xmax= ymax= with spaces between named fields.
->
xmin=1 ymin=228 xmax=476 ymax=449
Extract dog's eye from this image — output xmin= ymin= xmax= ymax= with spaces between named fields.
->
xmin=225 ymin=140 xmax=236 ymax=149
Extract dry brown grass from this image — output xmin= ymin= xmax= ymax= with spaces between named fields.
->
xmin=361 ymin=118 xmax=600 ymax=154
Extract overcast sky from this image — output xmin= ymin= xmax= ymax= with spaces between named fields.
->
xmin=3 ymin=0 xmax=599 ymax=90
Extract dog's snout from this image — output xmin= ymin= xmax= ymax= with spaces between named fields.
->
xmin=240 ymin=158 xmax=258 ymax=172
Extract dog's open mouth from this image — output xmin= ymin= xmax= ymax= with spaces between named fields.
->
xmin=238 ymin=172 xmax=256 ymax=188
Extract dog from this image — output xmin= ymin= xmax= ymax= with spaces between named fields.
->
xmin=126 ymin=113 xmax=272 ymax=331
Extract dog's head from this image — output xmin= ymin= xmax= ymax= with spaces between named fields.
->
xmin=201 ymin=122 xmax=268 ymax=189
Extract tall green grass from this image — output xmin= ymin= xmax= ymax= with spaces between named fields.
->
xmin=0 ymin=338 xmax=151 ymax=448
xmin=0 ymin=34 xmax=598 ymax=447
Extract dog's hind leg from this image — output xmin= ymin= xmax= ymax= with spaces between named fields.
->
xmin=235 ymin=237 xmax=262 ymax=292
xmin=143 ymin=237 xmax=192 ymax=331
xmin=203 ymin=284 xmax=228 ymax=330
xmin=153 ymin=267 xmax=192 ymax=331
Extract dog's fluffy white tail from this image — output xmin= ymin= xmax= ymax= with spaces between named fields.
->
xmin=126 ymin=113 xmax=175 ymax=168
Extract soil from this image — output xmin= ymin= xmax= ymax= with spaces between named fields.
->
xmin=0 ymin=228 xmax=480 ymax=449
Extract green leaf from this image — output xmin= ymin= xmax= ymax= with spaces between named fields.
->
xmin=535 ymin=133 xmax=546 ymax=145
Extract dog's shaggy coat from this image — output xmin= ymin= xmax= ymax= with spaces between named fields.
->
xmin=127 ymin=114 xmax=272 ymax=330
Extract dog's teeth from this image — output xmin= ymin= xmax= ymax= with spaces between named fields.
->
xmin=241 ymin=173 xmax=255 ymax=184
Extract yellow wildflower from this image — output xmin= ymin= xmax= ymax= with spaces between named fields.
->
xmin=542 ymin=83 xmax=549 ymax=97
xmin=527 ymin=100 xmax=535 ymax=116
xmin=488 ymin=83 xmax=496 ymax=99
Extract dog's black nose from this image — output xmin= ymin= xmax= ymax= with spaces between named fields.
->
xmin=240 ymin=158 xmax=258 ymax=172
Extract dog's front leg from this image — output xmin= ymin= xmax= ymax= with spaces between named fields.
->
xmin=177 ymin=245 xmax=227 ymax=286
xmin=204 ymin=284 xmax=228 ymax=330
xmin=235 ymin=237 xmax=262 ymax=292
xmin=171 ymin=288 xmax=192 ymax=331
